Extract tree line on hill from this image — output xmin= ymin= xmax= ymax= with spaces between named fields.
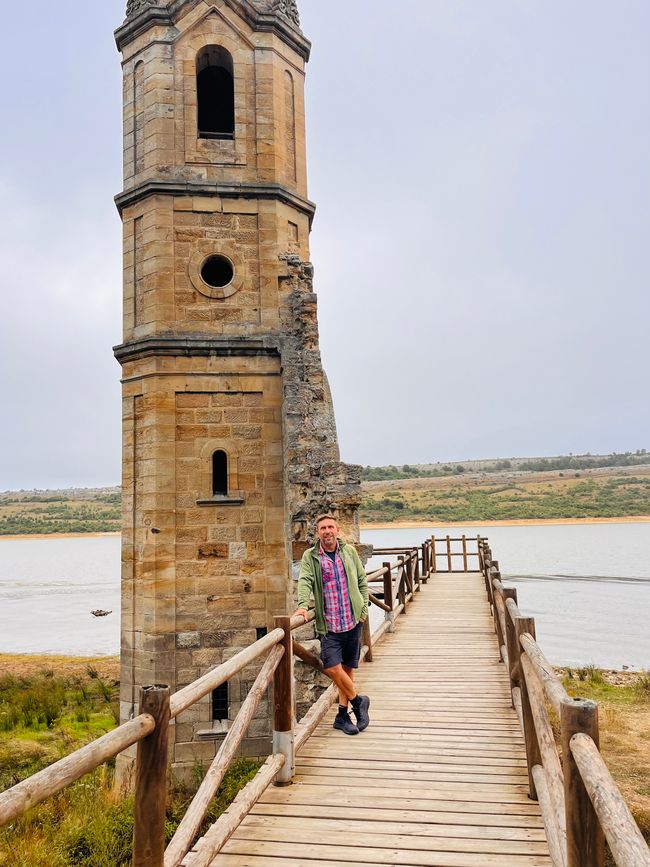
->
xmin=361 ymin=450 xmax=649 ymax=481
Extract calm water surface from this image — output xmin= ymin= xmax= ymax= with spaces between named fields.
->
xmin=363 ymin=523 xmax=650 ymax=670
xmin=0 ymin=524 xmax=648 ymax=667
xmin=0 ymin=536 xmax=121 ymax=656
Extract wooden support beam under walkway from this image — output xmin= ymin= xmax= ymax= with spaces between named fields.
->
xmin=185 ymin=572 xmax=552 ymax=866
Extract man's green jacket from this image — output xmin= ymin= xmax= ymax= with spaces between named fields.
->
xmin=297 ymin=542 xmax=369 ymax=636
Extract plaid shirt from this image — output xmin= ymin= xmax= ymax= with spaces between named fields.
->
xmin=319 ymin=542 xmax=356 ymax=633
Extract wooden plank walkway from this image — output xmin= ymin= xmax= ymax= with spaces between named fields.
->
xmin=194 ymin=572 xmax=551 ymax=866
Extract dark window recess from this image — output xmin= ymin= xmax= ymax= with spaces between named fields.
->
xmin=256 ymin=627 xmax=268 ymax=641
xmin=212 ymin=450 xmax=228 ymax=496
xmin=201 ymin=255 xmax=233 ymax=289
xmin=197 ymin=46 xmax=235 ymax=140
xmin=212 ymin=682 xmax=228 ymax=722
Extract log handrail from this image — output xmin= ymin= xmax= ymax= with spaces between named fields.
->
xmin=0 ymin=713 xmax=156 ymax=827
xmin=570 ymin=733 xmax=650 ymax=867
xmin=170 ymin=627 xmax=285 ymax=718
xmin=478 ymin=537 xmax=649 ymax=867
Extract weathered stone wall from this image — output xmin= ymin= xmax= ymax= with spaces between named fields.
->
xmin=115 ymin=0 xmax=361 ymax=782
xmin=278 ymin=257 xmax=362 ymax=545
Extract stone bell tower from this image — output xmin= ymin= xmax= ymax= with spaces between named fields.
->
xmin=113 ymin=0 xmax=361 ymax=777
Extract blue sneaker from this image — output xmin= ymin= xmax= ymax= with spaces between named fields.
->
xmin=333 ymin=710 xmax=359 ymax=735
xmin=351 ymin=695 xmax=370 ymax=731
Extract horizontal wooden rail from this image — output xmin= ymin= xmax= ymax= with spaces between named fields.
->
xmin=292 ymin=639 xmax=324 ymax=671
xmin=521 ymin=653 xmax=567 ymax=857
xmin=369 ymin=591 xmax=391 ymax=612
xmin=519 ymin=632 xmax=570 ymax=715
xmin=570 ymin=733 xmax=650 ymax=867
xmin=372 ymin=547 xmax=420 ymax=554
xmin=532 ymin=764 xmax=567 ymax=867
xmin=170 ymin=627 xmax=284 ymax=719
xmin=0 ymin=714 xmax=155 ymax=827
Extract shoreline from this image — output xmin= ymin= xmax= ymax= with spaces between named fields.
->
xmin=1 ymin=516 xmax=650 ymax=540
xmin=0 ymin=531 xmax=121 ymax=542
xmin=0 ymin=654 xmax=641 ymax=680
xmin=361 ymin=516 xmax=650 ymax=530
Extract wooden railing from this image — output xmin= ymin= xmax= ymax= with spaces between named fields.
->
xmin=0 ymin=542 xmax=434 ymax=867
xmin=479 ymin=539 xmax=650 ymax=867
xmin=432 ymin=533 xmax=482 ymax=572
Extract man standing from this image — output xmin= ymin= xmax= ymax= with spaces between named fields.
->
xmin=293 ymin=514 xmax=371 ymax=735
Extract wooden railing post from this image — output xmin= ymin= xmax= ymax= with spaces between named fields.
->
xmin=492 ymin=570 xmax=505 ymax=652
xmin=398 ymin=556 xmax=407 ymax=610
xmin=272 ymin=616 xmax=294 ymax=786
xmin=515 ymin=616 xmax=541 ymax=801
xmin=561 ymin=698 xmax=605 ymax=867
xmin=405 ymin=555 xmax=414 ymax=595
xmin=383 ymin=563 xmax=395 ymax=631
xmin=431 ymin=535 xmax=437 ymax=573
xmin=421 ymin=543 xmax=428 ymax=580
xmin=361 ymin=617 xmax=373 ymax=662
xmin=461 ymin=534 xmax=468 ymax=571
xmin=503 ymin=588 xmax=519 ymax=698
xmin=446 ymin=535 xmax=452 ymax=572
xmin=133 ymin=685 xmax=170 ymax=867
xmin=413 ymin=550 xmax=421 ymax=591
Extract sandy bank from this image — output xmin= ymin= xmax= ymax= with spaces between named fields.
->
xmin=0 ymin=653 xmax=120 ymax=678
xmin=0 ymin=531 xmax=121 ymax=542
xmin=361 ymin=516 xmax=650 ymax=530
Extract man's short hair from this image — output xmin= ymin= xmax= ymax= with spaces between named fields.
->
xmin=315 ymin=513 xmax=338 ymax=527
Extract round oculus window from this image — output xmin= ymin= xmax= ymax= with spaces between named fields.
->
xmin=201 ymin=254 xmax=234 ymax=289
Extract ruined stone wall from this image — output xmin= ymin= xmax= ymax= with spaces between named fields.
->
xmin=279 ymin=256 xmax=362 ymax=547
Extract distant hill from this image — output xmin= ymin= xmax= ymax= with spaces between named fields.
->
xmin=0 ymin=488 xmax=120 ymax=536
xmin=361 ymin=450 xmax=650 ymax=481
xmin=1 ymin=449 xmax=649 ymax=534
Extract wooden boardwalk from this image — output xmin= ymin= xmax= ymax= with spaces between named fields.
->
xmin=192 ymin=572 xmax=551 ymax=866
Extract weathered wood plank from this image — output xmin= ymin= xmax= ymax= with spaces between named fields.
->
xmin=189 ymin=571 xmax=549 ymax=866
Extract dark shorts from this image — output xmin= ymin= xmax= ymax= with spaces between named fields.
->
xmin=320 ymin=622 xmax=363 ymax=670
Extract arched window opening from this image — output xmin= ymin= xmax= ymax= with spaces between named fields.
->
xmin=212 ymin=450 xmax=228 ymax=496
xmin=212 ymin=682 xmax=228 ymax=722
xmin=197 ymin=46 xmax=235 ymax=140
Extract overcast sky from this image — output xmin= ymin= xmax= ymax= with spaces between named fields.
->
xmin=0 ymin=0 xmax=648 ymax=490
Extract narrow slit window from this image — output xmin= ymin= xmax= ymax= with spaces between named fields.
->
xmin=197 ymin=46 xmax=235 ymax=140
xmin=212 ymin=450 xmax=228 ymax=496
xmin=212 ymin=683 xmax=228 ymax=722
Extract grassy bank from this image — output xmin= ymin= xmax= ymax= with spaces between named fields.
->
xmin=0 ymin=489 xmax=120 ymax=536
xmin=0 ymin=660 xmax=260 ymax=866
xmin=362 ymin=466 xmax=650 ymax=523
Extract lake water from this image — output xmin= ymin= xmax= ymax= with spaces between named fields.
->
xmin=0 ymin=523 xmax=648 ymax=668
xmin=0 ymin=536 xmax=121 ymax=657
xmin=364 ymin=523 xmax=650 ymax=670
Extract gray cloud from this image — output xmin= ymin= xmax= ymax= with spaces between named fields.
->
xmin=0 ymin=0 xmax=647 ymax=488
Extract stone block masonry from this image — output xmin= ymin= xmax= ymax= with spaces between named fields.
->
xmin=114 ymin=0 xmax=360 ymax=783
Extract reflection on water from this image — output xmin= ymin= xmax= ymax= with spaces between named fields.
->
xmin=0 ymin=523 xmax=648 ymax=666
xmin=362 ymin=523 xmax=650 ymax=670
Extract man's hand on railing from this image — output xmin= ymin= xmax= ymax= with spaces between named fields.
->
xmin=292 ymin=608 xmax=310 ymax=623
